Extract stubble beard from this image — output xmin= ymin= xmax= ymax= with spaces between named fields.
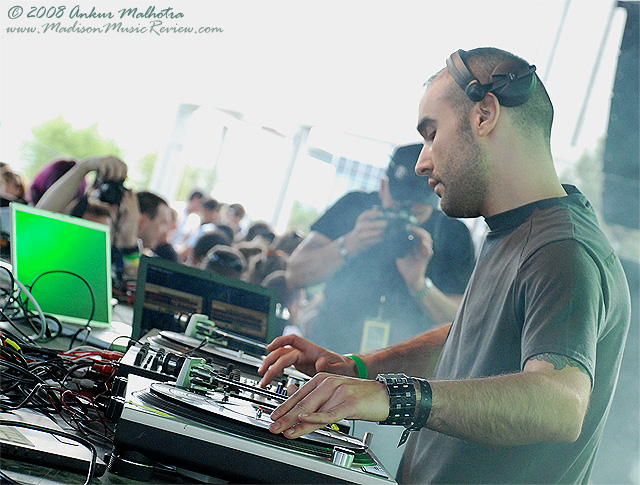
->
xmin=439 ymin=121 xmax=489 ymax=219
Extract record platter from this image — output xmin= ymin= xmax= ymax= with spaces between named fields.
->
xmin=111 ymin=374 xmax=396 ymax=483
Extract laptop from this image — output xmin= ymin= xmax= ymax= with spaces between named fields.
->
xmin=10 ymin=203 xmax=112 ymax=328
xmin=0 ymin=407 xmax=107 ymax=476
xmin=132 ymin=256 xmax=278 ymax=346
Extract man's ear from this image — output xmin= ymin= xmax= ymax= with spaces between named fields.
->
xmin=474 ymin=93 xmax=500 ymax=136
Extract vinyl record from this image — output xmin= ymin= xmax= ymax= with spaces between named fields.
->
xmin=148 ymin=382 xmax=365 ymax=451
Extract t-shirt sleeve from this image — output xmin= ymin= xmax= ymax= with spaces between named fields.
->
xmin=519 ymin=239 xmax=602 ymax=383
xmin=310 ymin=192 xmax=377 ymax=241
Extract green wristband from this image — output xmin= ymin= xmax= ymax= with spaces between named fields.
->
xmin=344 ymin=354 xmax=368 ymax=379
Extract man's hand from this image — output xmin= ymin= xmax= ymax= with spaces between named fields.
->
xmin=268 ymin=373 xmax=390 ymax=439
xmin=341 ymin=208 xmax=387 ymax=257
xmin=115 ymin=190 xmax=140 ymax=248
xmin=83 ymin=156 xmax=128 ymax=182
xmin=396 ymin=225 xmax=434 ymax=291
xmin=258 ymin=334 xmax=358 ymax=387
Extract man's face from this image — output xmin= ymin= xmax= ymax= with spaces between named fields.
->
xmin=415 ymin=75 xmax=490 ymax=218
xmin=139 ymin=203 xmax=172 ymax=249
xmin=202 ymin=207 xmax=220 ymax=224
xmin=188 ymin=196 xmax=203 ymax=214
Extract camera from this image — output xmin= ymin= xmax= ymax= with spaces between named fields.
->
xmin=380 ymin=206 xmax=419 ymax=257
xmin=96 ymin=179 xmax=126 ymax=205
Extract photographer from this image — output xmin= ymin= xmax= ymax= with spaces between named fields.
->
xmin=35 ymin=156 xmax=172 ymax=283
xmin=286 ymin=144 xmax=476 ymax=355
xmin=35 ymin=156 xmax=128 ymax=216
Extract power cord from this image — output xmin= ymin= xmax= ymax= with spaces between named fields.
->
xmin=0 ymin=419 xmax=98 ymax=485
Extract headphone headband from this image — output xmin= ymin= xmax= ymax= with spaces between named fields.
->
xmin=446 ymin=49 xmax=537 ymax=107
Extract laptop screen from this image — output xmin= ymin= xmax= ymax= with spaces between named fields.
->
xmin=132 ymin=256 xmax=277 ymax=343
xmin=10 ymin=203 xmax=112 ymax=327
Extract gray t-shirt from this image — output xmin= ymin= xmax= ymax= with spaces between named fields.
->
xmin=399 ymin=186 xmax=631 ymax=484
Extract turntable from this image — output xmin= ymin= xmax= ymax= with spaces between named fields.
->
xmin=111 ymin=374 xmax=396 ymax=483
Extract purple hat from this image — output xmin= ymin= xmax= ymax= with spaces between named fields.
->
xmin=29 ymin=160 xmax=87 ymax=205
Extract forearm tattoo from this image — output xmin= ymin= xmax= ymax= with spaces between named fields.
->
xmin=532 ymin=353 xmax=590 ymax=377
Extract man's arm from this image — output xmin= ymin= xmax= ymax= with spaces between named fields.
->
xmin=258 ymin=324 xmax=450 ymax=386
xmin=426 ymin=354 xmax=591 ymax=445
xmin=286 ymin=208 xmax=387 ymax=289
xmin=396 ymin=225 xmax=464 ymax=324
xmin=361 ymin=323 xmax=450 ymax=378
xmin=285 ymin=232 xmax=347 ymax=289
xmin=268 ymin=353 xmax=591 ymax=445
xmin=36 ymin=156 xmax=128 ymax=214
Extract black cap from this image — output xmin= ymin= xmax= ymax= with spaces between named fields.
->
xmin=386 ymin=143 xmax=436 ymax=205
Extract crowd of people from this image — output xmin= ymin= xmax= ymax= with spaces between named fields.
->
xmin=0 ymin=155 xmax=312 ymax=333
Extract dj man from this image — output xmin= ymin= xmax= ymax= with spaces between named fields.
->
xmin=285 ymin=144 xmax=476 ymax=355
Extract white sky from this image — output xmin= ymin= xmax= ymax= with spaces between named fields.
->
xmin=0 ymin=0 xmax=628 ymax=194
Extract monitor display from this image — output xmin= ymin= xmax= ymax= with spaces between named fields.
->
xmin=11 ymin=203 xmax=112 ymax=327
xmin=132 ymin=256 xmax=277 ymax=343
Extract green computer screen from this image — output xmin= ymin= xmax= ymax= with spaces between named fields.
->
xmin=11 ymin=204 xmax=112 ymax=327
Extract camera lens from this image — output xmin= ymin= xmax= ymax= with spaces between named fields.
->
xmin=98 ymin=180 xmax=126 ymax=205
xmin=382 ymin=209 xmax=418 ymax=257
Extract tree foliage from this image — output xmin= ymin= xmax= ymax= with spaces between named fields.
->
xmin=126 ymin=152 xmax=157 ymax=191
xmin=20 ymin=116 xmax=123 ymax=181
xmin=176 ymin=166 xmax=217 ymax=201
xmin=286 ymin=200 xmax=320 ymax=234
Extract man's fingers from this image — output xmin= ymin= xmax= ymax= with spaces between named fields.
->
xmin=269 ymin=376 xmax=319 ymax=422
xmin=259 ymin=348 xmax=299 ymax=386
xmin=259 ymin=346 xmax=289 ymax=374
xmin=266 ymin=334 xmax=298 ymax=352
xmin=281 ymin=420 xmax=327 ymax=440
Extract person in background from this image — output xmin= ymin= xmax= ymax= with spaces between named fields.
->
xmin=133 ymin=191 xmax=173 ymax=255
xmin=199 ymin=244 xmax=246 ymax=280
xmin=244 ymin=248 xmax=289 ymax=285
xmin=29 ymin=159 xmax=88 ymax=207
xmin=154 ymin=207 xmax=179 ymax=262
xmin=179 ymin=197 xmax=222 ymax=263
xmin=285 ymin=143 xmax=476 ymax=356
xmin=239 ymin=221 xmax=277 ymax=248
xmin=170 ymin=189 xmax=204 ymax=246
xmin=216 ymin=224 xmax=236 ymax=244
xmin=81 ymin=199 xmax=114 ymax=227
xmin=34 ymin=156 xmax=129 ymax=236
xmin=235 ymin=240 xmax=264 ymax=265
xmin=0 ymin=167 xmax=27 ymax=205
xmin=184 ymin=228 xmax=232 ymax=268
xmin=260 ymin=47 xmax=631 ymax=485
xmin=221 ymin=202 xmax=246 ymax=237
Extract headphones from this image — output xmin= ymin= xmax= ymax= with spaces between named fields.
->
xmin=446 ymin=49 xmax=537 ymax=107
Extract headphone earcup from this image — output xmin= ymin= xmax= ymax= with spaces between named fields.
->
xmin=489 ymin=59 xmax=537 ymax=107
xmin=465 ymin=80 xmax=488 ymax=102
